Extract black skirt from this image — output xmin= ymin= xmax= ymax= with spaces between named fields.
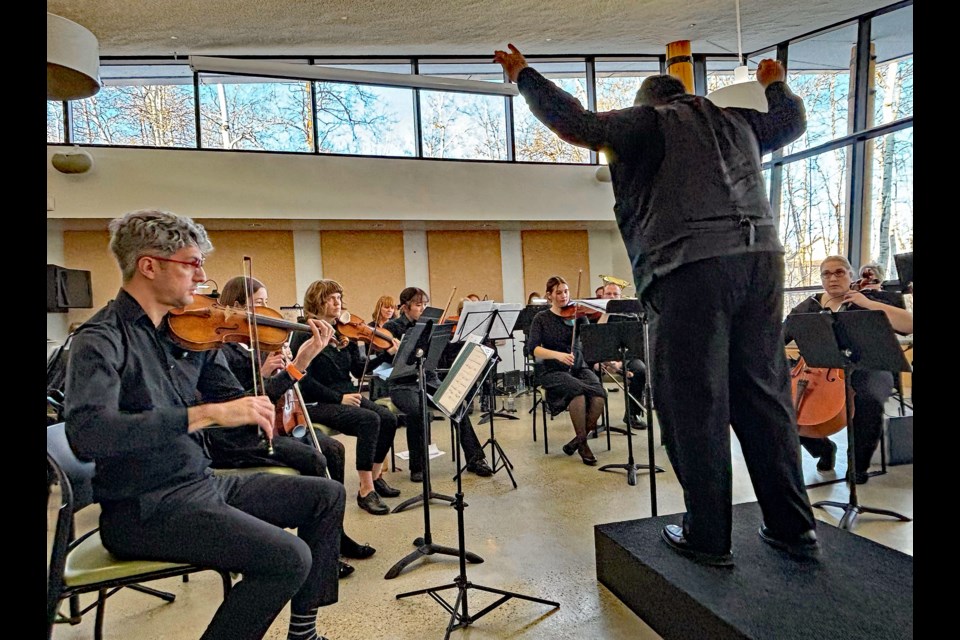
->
xmin=540 ymin=367 xmax=605 ymax=416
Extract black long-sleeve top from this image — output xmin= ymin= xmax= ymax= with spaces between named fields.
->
xmin=64 ymin=289 xmax=247 ymax=507
xmin=516 ymin=67 xmax=805 ymax=298
xmin=524 ymin=310 xmax=590 ymax=374
xmin=291 ymin=333 xmax=386 ymax=403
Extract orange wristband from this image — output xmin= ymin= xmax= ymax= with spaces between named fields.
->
xmin=285 ymin=363 xmax=305 ymax=381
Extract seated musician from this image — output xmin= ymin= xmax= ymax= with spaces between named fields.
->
xmin=63 ymin=209 xmax=344 ymax=640
xmin=524 ymin=275 xmax=606 ymax=465
xmin=291 ymin=279 xmax=402 ymax=516
xmin=783 ymin=255 xmax=913 ymax=483
xmin=597 ymin=281 xmax=648 ymax=429
xmin=381 ymin=287 xmax=494 ymax=481
xmin=204 ymin=275 xmax=375 ymax=574
xmin=367 ymin=295 xmax=398 ymax=400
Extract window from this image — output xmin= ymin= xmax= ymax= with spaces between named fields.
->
xmin=779 ymin=146 xmax=850 ymax=287
xmin=513 ymin=60 xmax=589 ymax=163
xmin=871 ymin=5 xmax=913 ymax=126
xmin=47 ymin=101 xmax=64 ymax=143
xmin=594 ymin=59 xmax=661 ymax=110
xmin=866 ymin=128 xmax=913 ymax=278
xmin=418 ymin=61 xmax=508 ymax=160
xmin=70 ymin=62 xmax=197 ymax=148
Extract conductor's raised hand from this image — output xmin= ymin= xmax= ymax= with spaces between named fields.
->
xmin=756 ymin=59 xmax=786 ymax=88
xmin=493 ymin=43 xmax=529 ymax=83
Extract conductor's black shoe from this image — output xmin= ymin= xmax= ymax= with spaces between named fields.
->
xmin=410 ymin=470 xmax=424 ymax=483
xmin=338 ymin=560 xmax=355 ymax=579
xmin=660 ymin=525 xmax=734 ymax=567
xmin=816 ymin=441 xmax=838 ymax=471
xmin=466 ymin=456 xmax=493 ymax=477
xmin=373 ymin=477 xmax=401 ymax=497
xmin=341 ymin=536 xmax=376 ymax=560
xmin=357 ymin=491 xmax=389 ymax=515
xmin=758 ymin=525 xmax=821 ymax=560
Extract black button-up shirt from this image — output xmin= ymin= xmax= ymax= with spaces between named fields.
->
xmin=64 ymin=289 xmax=246 ymax=507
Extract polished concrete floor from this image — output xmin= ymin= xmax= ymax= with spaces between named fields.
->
xmin=47 ymin=388 xmax=913 ymax=640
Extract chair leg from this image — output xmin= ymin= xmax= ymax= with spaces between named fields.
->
xmin=127 ymin=583 xmax=176 ymax=602
xmin=542 ymin=403 xmax=549 ymax=454
xmin=95 ymin=590 xmax=107 ymax=640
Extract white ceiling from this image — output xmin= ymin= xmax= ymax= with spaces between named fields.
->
xmin=47 ymin=0 xmax=900 ymax=59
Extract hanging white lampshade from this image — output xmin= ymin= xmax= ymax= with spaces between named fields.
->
xmin=47 ymin=13 xmax=102 ymax=101
xmin=704 ymin=1 xmax=768 ymax=112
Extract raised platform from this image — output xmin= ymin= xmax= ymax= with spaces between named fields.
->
xmin=595 ymin=501 xmax=912 ymax=640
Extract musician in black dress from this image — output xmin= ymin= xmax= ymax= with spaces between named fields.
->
xmin=783 ymin=256 xmax=912 ymax=483
xmin=524 ymin=275 xmax=605 ymax=465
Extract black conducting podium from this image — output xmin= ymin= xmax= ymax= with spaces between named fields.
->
xmin=784 ymin=309 xmax=913 ymax=531
xmin=396 ymin=340 xmax=559 ymax=638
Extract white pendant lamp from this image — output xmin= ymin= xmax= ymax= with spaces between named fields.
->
xmin=47 ymin=13 xmax=102 ymax=101
xmin=705 ymin=1 xmax=768 ymax=112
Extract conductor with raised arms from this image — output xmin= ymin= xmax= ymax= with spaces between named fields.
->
xmin=495 ymin=44 xmax=819 ymax=566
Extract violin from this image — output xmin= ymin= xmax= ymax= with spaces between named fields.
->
xmin=790 ymin=357 xmax=851 ymax=438
xmin=272 ymin=347 xmax=309 ymax=438
xmin=334 ymin=311 xmax=395 ymax=351
xmin=168 ymin=294 xmax=314 ymax=352
xmin=558 ymin=302 xmax=604 ymax=323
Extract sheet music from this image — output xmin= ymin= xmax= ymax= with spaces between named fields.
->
xmin=430 ymin=341 xmax=494 ymax=418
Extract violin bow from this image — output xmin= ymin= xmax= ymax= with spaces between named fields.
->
xmin=570 ymin=269 xmax=583 ymax=357
xmin=242 ymin=256 xmax=274 ymax=454
xmin=439 ymin=286 xmax=457 ymax=324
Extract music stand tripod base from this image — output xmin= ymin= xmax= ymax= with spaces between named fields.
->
xmin=396 ymin=357 xmax=558 ymax=637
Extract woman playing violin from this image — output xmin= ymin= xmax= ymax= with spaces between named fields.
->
xmin=203 ymin=276 xmax=375 ymax=571
xmin=291 ymin=279 xmax=402 ymax=516
xmin=524 ymin=275 xmax=606 ymax=465
xmin=783 ymin=255 xmax=913 ymax=483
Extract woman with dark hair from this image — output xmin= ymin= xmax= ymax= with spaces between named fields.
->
xmin=382 ymin=287 xmax=493 ymax=482
xmin=205 ymin=275 xmax=376 ymax=573
xmin=524 ymin=275 xmax=606 ymax=465
xmin=292 ymin=279 xmax=402 ymax=516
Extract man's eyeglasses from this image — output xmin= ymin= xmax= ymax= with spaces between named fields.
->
xmin=147 ymin=255 xmax=206 ymax=270
xmin=820 ymin=269 xmax=849 ymax=280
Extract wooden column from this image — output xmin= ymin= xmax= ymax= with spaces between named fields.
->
xmin=666 ymin=40 xmax=694 ymax=94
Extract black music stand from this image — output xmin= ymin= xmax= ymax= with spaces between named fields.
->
xmin=397 ymin=357 xmax=559 ymax=637
xmin=385 ymin=321 xmax=479 ymax=580
xmin=784 ymin=310 xmax=913 ymax=531
xmin=453 ymin=303 xmax=522 ymax=488
xmin=516 ymin=304 xmax=548 ymax=394
xmin=580 ymin=322 xmax=664 ymax=494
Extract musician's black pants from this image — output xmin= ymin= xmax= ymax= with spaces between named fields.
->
xmin=645 ymin=252 xmax=817 ymax=554
xmin=100 ymin=473 xmax=344 ymax=640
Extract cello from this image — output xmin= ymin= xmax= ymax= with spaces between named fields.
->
xmin=790 ymin=357 xmax=851 ymax=438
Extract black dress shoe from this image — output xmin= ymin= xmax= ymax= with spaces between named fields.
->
xmin=562 ymin=437 xmax=580 ymax=456
xmin=341 ymin=536 xmax=376 ymax=560
xmin=661 ymin=524 xmax=733 ymax=567
xmin=466 ymin=456 xmax=493 ymax=477
xmin=758 ymin=525 xmax=821 ymax=560
xmin=578 ymin=441 xmax=598 ymax=466
xmin=410 ymin=470 xmax=424 ymax=483
xmin=338 ymin=560 xmax=355 ymax=579
xmin=356 ymin=491 xmax=389 ymax=515
xmin=854 ymin=471 xmax=870 ymax=485
xmin=817 ymin=440 xmax=838 ymax=471
xmin=373 ymin=476 xmax=401 ymax=497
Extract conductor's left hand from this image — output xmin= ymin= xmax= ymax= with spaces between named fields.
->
xmin=494 ymin=44 xmax=528 ymax=83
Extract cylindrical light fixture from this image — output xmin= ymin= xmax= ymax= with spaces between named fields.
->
xmin=705 ymin=66 xmax=768 ymax=112
xmin=47 ymin=13 xmax=101 ymax=101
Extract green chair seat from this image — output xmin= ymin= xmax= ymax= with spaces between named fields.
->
xmin=64 ymin=530 xmax=195 ymax=588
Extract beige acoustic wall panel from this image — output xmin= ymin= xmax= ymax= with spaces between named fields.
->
xmin=320 ymin=231 xmax=406 ymax=322
xmin=427 ymin=231 xmax=503 ymax=313
xmin=204 ymin=231 xmax=298 ymax=310
xmin=521 ymin=230 xmax=591 ymax=301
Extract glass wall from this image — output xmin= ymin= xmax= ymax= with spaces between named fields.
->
xmin=512 ymin=60 xmax=589 ymax=163
xmin=69 ymin=62 xmax=197 ymax=148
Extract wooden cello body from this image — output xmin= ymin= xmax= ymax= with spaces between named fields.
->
xmin=790 ymin=357 xmax=850 ymax=438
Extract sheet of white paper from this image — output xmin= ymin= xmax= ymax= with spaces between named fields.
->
xmin=395 ymin=443 xmax=445 ymax=460
xmin=372 ymin=362 xmax=393 ymax=380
